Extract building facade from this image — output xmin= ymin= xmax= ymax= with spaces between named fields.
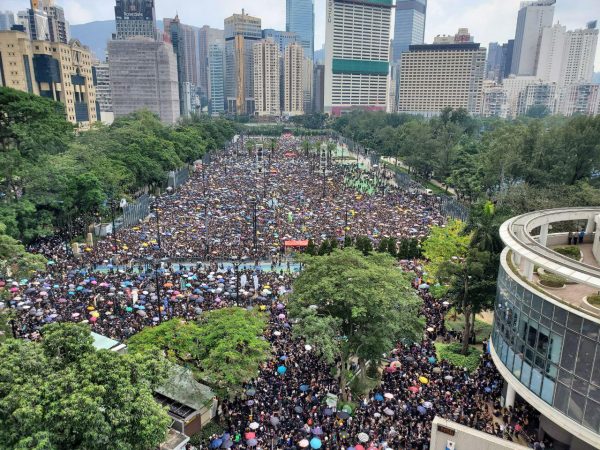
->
xmin=261 ymin=29 xmax=298 ymax=54
xmin=391 ymin=0 xmax=426 ymax=62
xmin=286 ymin=0 xmax=314 ymax=61
xmin=198 ymin=25 xmax=224 ymax=103
xmin=42 ymin=1 xmax=70 ymax=44
xmin=0 ymin=11 xmax=15 ymax=31
xmin=107 ymin=37 xmax=180 ymax=124
xmin=253 ymin=38 xmax=280 ymax=116
xmin=164 ymin=16 xmax=199 ymax=117
xmin=114 ymin=0 xmax=157 ymax=41
xmin=302 ymin=56 xmax=313 ymax=114
xmin=511 ymin=0 xmax=556 ymax=76
xmin=283 ymin=42 xmax=303 ymax=116
xmin=324 ymin=0 xmax=392 ymax=116
xmin=92 ymin=61 xmax=113 ymax=124
xmin=558 ymin=83 xmax=600 ymax=116
xmin=224 ymin=10 xmax=262 ymax=115
xmin=312 ymin=63 xmax=324 ymax=113
xmin=397 ymin=37 xmax=486 ymax=117
xmin=492 ymin=208 xmax=600 ymax=450
xmin=0 ymin=29 xmax=37 ymax=95
xmin=208 ymin=41 xmax=225 ymax=115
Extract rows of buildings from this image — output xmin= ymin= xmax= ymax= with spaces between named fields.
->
xmin=0 ymin=0 xmax=598 ymax=128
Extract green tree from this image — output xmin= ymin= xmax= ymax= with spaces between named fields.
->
xmin=0 ymin=223 xmax=46 ymax=278
xmin=289 ymin=249 xmax=422 ymax=398
xmin=0 ymin=323 xmax=170 ymax=450
xmin=127 ymin=308 xmax=269 ymax=399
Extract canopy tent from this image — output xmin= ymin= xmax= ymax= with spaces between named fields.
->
xmin=284 ymin=240 xmax=309 ymax=248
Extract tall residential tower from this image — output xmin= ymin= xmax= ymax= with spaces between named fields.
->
xmin=114 ymin=0 xmax=157 ymax=41
xmin=324 ymin=0 xmax=392 ymax=115
xmin=511 ymin=0 xmax=556 ymax=76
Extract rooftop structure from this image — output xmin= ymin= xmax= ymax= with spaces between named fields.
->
xmin=492 ymin=207 xmax=600 ymax=450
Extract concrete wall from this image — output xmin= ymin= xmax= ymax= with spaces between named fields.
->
xmin=430 ymin=417 xmax=529 ymax=450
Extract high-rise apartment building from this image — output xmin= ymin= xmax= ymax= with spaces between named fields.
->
xmin=208 ymin=41 xmax=225 ymax=115
xmin=302 ymin=57 xmax=313 ymax=114
xmin=92 ymin=61 xmax=113 ymax=124
xmin=224 ymin=10 xmax=262 ymax=115
xmin=391 ymin=0 xmax=426 ymax=62
xmin=282 ymin=42 xmax=304 ymax=116
xmin=0 ymin=29 xmax=98 ymax=127
xmin=253 ymin=38 xmax=280 ymax=116
xmin=511 ymin=0 xmax=556 ymax=76
xmin=107 ymin=37 xmax=180 ymax=124
xmin=41 ymin=0 xmax=70 ymax=44
xmin=536 ymin=21 xmax=598 ymax=86
xmin=312 ymin=64 xmax=324 ymax=113
xmin=114 ymin=0 xmax=157 ymax=41
xmin=324 ymin=0 xmax=392 ymax=116
xmin=481 ymin=81 xmax=507 ymax=117
xmin=198 ymin=26 xmax=224 ymax=102
xmin=397 ymin=31 xmax=486 ymax=117
xmin=18 ymin=7 xmax=49 ymax=41
xmin=262 ymin=29 xmax=298 ymax=54
xmin=558 ymin=83 xmax=600 ymax=116
xmin=286 ymin=0 xmax=314 ymax=61
xmin=0 ymin=29 xmax=37 ymax=94
xmin=0 ymin=11 xmax=16 ymax=31
xmin=164 ymin=15 xmax=199 ymax=117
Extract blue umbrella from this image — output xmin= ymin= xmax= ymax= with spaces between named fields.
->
xmin=211 ymin=438 xmax=223 ymax=448
xmin=374 ymin=393 xmax=384 ymax=401
xmin=428 ymin=356 xmax=436 ymax=364
xmin=277 ymin=365 xmax=287 ymax=375
xmin=299 ymin=384 xmax=309 ymax=392
xmin=310 ymin=437 xmax=322 ymax=449
xmin=279 ymin=355 xmax=288 ymax=361
xmin=417 ymin=405 xmax=427 ymax=415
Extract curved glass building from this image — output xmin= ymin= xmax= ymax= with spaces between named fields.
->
xmin=492 ymin=208 xmax=600 ymax=450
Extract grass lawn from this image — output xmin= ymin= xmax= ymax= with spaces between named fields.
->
xmin=435 ymin=342 xmax=482 ymax=373
xmin=588 ymin=295 xmax=600 ymax=307
xmin=444 ymin=312 xmax=493 ymax=343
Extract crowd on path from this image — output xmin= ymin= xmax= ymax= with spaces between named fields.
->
xmin=0 ymin=135 xmax=546 ymax=449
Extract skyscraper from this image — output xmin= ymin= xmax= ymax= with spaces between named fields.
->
xmin=92 ymin=61 xmax=113 ymax=124
xmin=0 ymin=11 xmax=16 ymax=31
xmin=324 ymin=0 xmax=392 ymax=115
xmin=312 ymin=64 xmax=325 ymax=113
xmin=41 ymin=0 xmax=70 ymax=44
xmin=164 ymin=15 xmax=199 ymax=116
xmin=537 ymin=21 xmax=599 ymax=87
xmin=391 ymin=0 xmax=426 ymax=62
xmin=286 ymin=0 xmax=314 ymax=61
xmin=397 ymin=30 xmax=486 ymax=117
xmin=261 ymin=29 xmax=298 ymax=54
xmin=253 ymin=38 xmax=280 ymax=116
xmin=108 ymin=37 xmax=180 ymax=124
xmin=283 ymin=42 xmax=304 ymax=116
xmin=114 ymin=0 xmax=157 ymax=41
xmin=208 ymin=41 xmax=225 ymax=115
xmin=511 ymin=0 xmax=556 ymax=76
xmin=224 ymin=10 xmax=262 ymax=115
xmin=198 ymin=26 xmax=224 ymax=103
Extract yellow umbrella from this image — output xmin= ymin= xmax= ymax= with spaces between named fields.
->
xmin=419 ymin=376 xmax=429 ymax=384
xmin=87 ymin=306 xmax=95 ymax=311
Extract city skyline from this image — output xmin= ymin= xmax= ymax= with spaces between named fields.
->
xmin=3 ymin=0 xmax=599 ymax=68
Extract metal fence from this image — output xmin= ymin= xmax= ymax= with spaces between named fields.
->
xmin=168 ymin=166 xmax=190 ymax=190
xmin=118 ymin=194 xmax=151 ymax=229
xmin=440 ymin=196 xmax=470 ymax=222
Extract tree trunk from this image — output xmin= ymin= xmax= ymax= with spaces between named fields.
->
xmin=470 ymin=310 xmax=477 ymax=344
xmin=358 ymin=358 xmax=367 ymax=384
xmin=462 ymin=305 xmax=472 ymax=355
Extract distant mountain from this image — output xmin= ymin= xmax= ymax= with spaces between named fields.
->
xmin=593 ymin=72 xmax=600 ymax=83
xmin=70 ymin=19 xmax=164 ymax=61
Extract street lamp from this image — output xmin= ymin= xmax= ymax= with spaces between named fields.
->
xmin=147 ymin=256 xmax=169 ymax=323
xmin=150 ymin=196 xmax=161 ymax=250
xmin=321 ymin=167 xmax=326 ymax=198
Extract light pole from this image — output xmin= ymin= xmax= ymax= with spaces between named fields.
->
xmin=321 ymin=167 xmax=326 ymax=198
xmin=150 ymin=197 xmax=161 ymax=250
xmin=251 ymin=198 xmax=258 ymax=258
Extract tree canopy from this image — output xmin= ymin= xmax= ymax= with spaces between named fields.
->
xmin=127 ymin=308 xmax=270 ymax=398
xmin=288 ymin=249 xmax=423 ymax=397
xmin=0 ymin=323 xmax=170 ymax=450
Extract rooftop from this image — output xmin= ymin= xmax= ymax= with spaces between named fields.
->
xmin=500 ymin=207 xmax=600 ymax=321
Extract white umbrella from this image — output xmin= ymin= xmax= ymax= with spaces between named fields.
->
xmin=249 ymin=422 xmax=259 ymax=430
xmin=384 ymin=392 xmax=394 ymax=399
xmin=305 ymin=344 xmax=312 ymax=351
xmin=357 ymin=432 xmax=369 ymax=442
xmin=298 ymin=439 xmax=309 ymax=448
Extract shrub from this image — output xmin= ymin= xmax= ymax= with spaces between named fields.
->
xmin=188 ymin=421 xmax=224 ymax=446
xmin=436 ymin=342 xmax=482 ymax=373
xmin=553 ymin=246 xmax=581 ymax=260
xmin=587 ymin=295 xmax=600 ymax=307
xmin=538 ymin=272 xmax=568 ymax=288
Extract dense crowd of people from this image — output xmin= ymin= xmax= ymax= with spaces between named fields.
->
xmin=1 ymin=135 xmax=546 ymax=449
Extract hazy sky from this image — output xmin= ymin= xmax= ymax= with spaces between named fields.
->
xmin=4 ymin=0 xmax=600 ymax=68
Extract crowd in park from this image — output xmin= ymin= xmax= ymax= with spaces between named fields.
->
xmin=0 ymin=133 xmax=547 ymax=449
